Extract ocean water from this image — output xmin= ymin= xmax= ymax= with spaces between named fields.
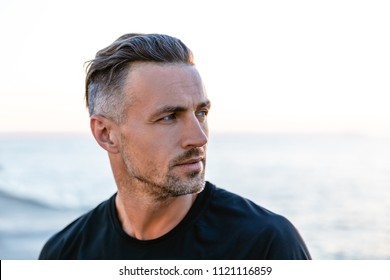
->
xmin=0 ymin=133 xmax=389 ymax=259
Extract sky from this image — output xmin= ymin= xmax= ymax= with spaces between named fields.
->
xmin=1 ymin=0 xmax=390 ymax=135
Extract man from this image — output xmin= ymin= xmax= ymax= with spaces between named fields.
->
xmin=39 ymin=33 xmax=311 ymax=259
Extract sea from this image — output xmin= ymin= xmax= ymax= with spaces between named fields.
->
xmin=0 ymin=132 xmax=389 ymax=260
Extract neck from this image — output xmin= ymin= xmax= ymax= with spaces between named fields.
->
xmin=109 ymin=152 xmax=200 ymax=240
xmin=115 ymin=181 xmax=198 ymax=240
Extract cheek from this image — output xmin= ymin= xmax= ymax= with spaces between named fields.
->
xmin=120 ymin=124 xmax=179 ymax=166
xmin=129 ymin=136 xmax=172 ymax=167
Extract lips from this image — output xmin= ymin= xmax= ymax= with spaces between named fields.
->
xmin=170 ymin=148 xmax=206 ymax=173
xmin=173 ymin=157 xmax=204 ymax=173
xmin=175 ymin=157 xmax=204 ymax=166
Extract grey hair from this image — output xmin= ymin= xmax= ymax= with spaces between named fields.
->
xmin=85 ymin=33 xmax=194 ymax=123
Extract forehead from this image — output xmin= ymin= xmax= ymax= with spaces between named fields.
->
xmin=124 ymin=63 xmax=207 ymax=109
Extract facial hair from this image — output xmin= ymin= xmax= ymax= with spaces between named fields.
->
xmin=121 ymin=146 xmax=206 ymax=200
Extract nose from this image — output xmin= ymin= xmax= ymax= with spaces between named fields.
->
xmin=180 ymin=115 xmax=208 ymax=149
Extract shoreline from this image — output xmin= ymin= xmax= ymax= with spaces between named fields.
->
xmin=0 ymin=192 xmax=85 ymax=259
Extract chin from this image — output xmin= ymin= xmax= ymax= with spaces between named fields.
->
xmin=168 ymin=177 xmax=206 ymax=197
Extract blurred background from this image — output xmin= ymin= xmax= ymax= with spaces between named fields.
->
xmin=0 ymin=0 xmax=389 ymax=259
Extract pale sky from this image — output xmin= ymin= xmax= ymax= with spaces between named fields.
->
xmin=1 ymin=0 xmax=389 ymax=135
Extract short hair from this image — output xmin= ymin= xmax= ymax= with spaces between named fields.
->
xmin=85 ymin=33 xmax=194 ymax=123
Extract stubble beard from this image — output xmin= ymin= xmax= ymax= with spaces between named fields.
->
xmin=121 ymin=148 xmax=206 ymax=201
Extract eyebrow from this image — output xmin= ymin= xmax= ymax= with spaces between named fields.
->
xmin=150 ymin=100 xmax=211 ymax=120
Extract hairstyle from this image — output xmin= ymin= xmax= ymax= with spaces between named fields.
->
xmin=85 ymin=33 xmax=194 ymax=123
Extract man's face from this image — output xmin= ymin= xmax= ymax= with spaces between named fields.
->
xmin=118 ymin=63 xmax=210 ymax=199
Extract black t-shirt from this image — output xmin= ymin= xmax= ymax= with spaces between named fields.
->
xmin=39 ymin=182 xmax=311 ymax=259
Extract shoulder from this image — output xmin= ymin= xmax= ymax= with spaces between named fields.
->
xmin=39 ymin=195 xmax=115 ymax=259
xmin=204 ymin=182 xmax=311 ymax=259
xmin=206 ymin=182 xmax=283 ymax=223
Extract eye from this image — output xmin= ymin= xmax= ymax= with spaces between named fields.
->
xmin=158 ymin=113 xmax=176 ymax=122
xmin=195 ymin=110 xmax=208 ymax=122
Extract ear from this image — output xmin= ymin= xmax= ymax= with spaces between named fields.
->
xmin=90 ymin=115 xmax=120 ymax=154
